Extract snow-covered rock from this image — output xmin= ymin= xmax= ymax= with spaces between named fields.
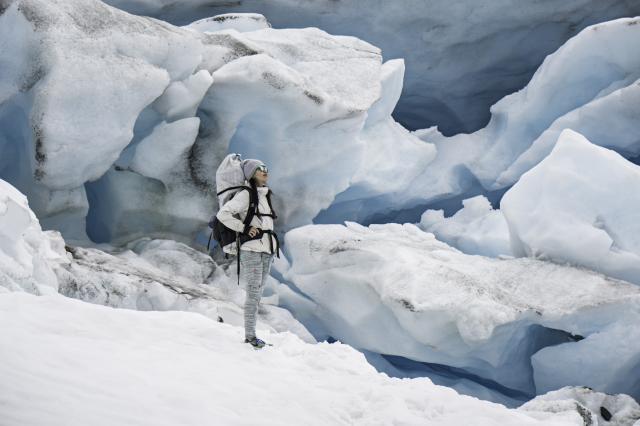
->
xmin=501 ymin=129 xmax=640 ymax=286
xmin=0 ymin=292 xmax=588 ymax=425
xmin=419 ymin=195 xmax=512 ymax=258
xmin=280 ymin=221 xmax=640 ymax=399
xmin=0 ymin=0 xmax=434 ymax=244
xmin=0 ymin=179 xmax=67 ymax=294
xmin=521 ymin=387 xmax=640 ymax=426
xmin=103 ymin=0 xmax=640 ymax=135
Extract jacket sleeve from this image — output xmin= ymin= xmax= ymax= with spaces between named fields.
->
xmin=216 ymin=189 xmax=251 ymax=233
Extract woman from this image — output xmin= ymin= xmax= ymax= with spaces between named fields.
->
xmin=216 ymin=159 xmax=278 ymax=349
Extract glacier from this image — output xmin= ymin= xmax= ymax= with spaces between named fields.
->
xmin=5 ymin=0 xmax=639 ymax=247
xmin=473 ymin=17 xmax=640 ymax=190
xmin=280 ymin=221 xmax=640 ymax=401
xmin=2 ymin=0 xmax=640 ymax=420
xmin=322 ymin=16 xmax=640 ymax=227
xmin=1 ymin=179 xmax=618 ymax=426
xmin=101 ymin=0 xmax=640 ymax=135
xmin=423 ymin=128 xmax=640 ymax=287
xmin=0 ymin=0 xmax=435 ymax=244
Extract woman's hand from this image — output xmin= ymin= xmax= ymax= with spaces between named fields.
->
xmin=248 ymin=226 xmax=260 ymax=237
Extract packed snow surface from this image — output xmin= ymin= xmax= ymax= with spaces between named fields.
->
xmin=0 ymin=292 xmax=590 ymax=426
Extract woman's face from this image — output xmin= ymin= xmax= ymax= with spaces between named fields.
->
xmin=254 ymin=168 xmax=268 ymax=186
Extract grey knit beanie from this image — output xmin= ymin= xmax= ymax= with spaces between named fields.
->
xmin=241 ymin=158 xmax=265 ymax=180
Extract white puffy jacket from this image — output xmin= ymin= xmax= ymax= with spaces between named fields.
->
xmin=216 ymin=184 xmax=277 ymax=255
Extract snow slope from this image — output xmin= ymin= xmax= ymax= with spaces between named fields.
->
xmin=280 ymin=221 xmax=640 ymax=399
xmin=0 ymin=292 xmax=586 ymax=426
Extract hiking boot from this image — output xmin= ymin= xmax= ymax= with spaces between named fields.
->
xmin=244 ymin=336 xmax=267 ymax=348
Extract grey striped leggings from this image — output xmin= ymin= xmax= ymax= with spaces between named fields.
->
xmin=239 ymin=250 xmax=274 ymax=340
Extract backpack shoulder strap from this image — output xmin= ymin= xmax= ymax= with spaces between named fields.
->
xmin=217 ymin=185 xmax=248 ymax=197
xmin=242 ymin=185 xmax=259 ymax=228
xmin=265 ymin=189 xmax=277 ymax=219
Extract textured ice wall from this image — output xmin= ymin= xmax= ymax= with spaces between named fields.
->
xmin=102 ymin=0 xmax=640 ymax=135
xmin=0 ymin=0 xmax=434 ymax=244
xmin=323 ymin=17 xmax=640 ymax=226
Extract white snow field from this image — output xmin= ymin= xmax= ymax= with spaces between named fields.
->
xmin=501 ymin=129 xmax=640 ymax=286
xmin=0 ymin=292 xmax=594 ymax=426
xmin=280 ymin=221 xmax=640 ymax=401
xmin=102 ymin=0 xmax=640 ymax=134
xmin=0 ymin=0 xmax=434 ymax=244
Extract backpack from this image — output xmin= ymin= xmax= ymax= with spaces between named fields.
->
xmin=207 ymin=153 xmax=279 ymax=285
